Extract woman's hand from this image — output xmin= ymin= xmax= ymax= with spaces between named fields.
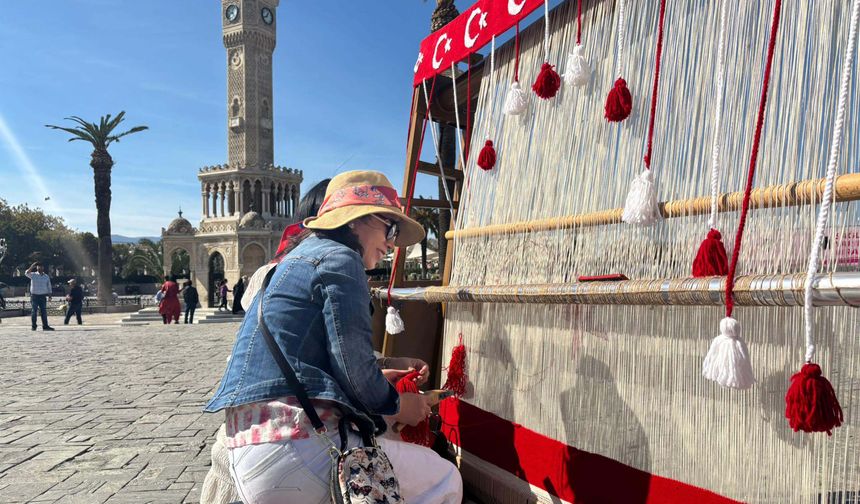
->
xmin=381 ymin=357 xmax=429 ymax=386
xmin=391 ymin=392 xmax=432 ymax=426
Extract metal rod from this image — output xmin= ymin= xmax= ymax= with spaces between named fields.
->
xmin=372 ymin=272 xmax=860 ymax=307
xmin=445 ymin=172 xmax=860 ymax=240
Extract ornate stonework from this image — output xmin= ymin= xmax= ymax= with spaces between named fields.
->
xmin=162 ymin=0 xmax=302 ymax=307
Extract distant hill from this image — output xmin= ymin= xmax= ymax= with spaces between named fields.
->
xmin=111 ymin=235 xmax=160 ymax=244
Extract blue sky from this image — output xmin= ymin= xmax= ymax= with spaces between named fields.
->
xmin=0 ymin=1 xmax=481 ymax=236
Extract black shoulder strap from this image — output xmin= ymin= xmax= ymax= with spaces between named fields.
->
xmin=257 ymin=266 xmax=326 ymax=432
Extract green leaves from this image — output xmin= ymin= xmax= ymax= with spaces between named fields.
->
xmin=45 ymin=111 xmax=148 ymax=151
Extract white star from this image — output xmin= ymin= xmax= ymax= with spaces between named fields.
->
xmin=444 ymin=38 xmax=452 ymax=52
xmin=414 ymin=52 xmax=424 ymax=72
xmin=479 ymin=12 xmax=488 ymax=29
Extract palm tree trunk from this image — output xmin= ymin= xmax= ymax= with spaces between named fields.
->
xmin=91 ymin=150 xmax=114 ymax=305
xmin=420 ymin=237 xmax=428 ymax=275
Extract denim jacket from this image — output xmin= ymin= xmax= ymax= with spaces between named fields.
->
xmin=204 ymin=235 xmax=400 ymax=421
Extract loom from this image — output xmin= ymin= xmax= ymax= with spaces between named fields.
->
xmin=380 ymin=0 xmax=860 ymax=502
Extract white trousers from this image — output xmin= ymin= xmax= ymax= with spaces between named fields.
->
xmin=228 ymin=429 xmax=462 ymax=504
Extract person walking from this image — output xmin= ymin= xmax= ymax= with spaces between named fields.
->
xmin=230 ymin=276 xmax=245 ymax=315
xmin=182 ymin=281 xmax=199 ymax=324
xmin=158 ymin=276 xmax=181 ymax=324
xmin=25 ymin=262 xmax=54 ymax=331
xmin=217 ymin=280 xmax=230 ymax=312
xmin=64 ymin=278 xmax=84 ymax=325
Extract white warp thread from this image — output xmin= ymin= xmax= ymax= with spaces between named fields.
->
xmin=803 ymin=0 xmax=860 ymax=364
xmin=707 ymin=0 xmax=728 ymax=230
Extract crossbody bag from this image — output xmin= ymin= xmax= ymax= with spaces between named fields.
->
xmin=256 ymin=268 xmax=405 ymax=504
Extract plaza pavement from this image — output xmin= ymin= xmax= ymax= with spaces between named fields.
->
xmin=0 ymin=312 xmax=239 ymax=503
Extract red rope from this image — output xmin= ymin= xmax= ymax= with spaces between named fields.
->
xmin=576 ymin=0 xmax=583 ymax=45
xmin=514 ymin=22 xmax=521 ymax=82
xmin=643 ymin=0 xmax=667 ymax=170
xmin=387 ymin=76 xmax=438 ymax=305
xmin=725 ymin=0 xmax=783 ymax=317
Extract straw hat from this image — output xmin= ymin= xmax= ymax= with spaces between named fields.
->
xmin=303 ymin=170 xmax=425 ymax=247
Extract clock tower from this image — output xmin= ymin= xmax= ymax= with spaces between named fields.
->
xmin=162 ymin=0 xmax=302 ymax=308
xmin=222 ymin=0 xmax=278 ymax=168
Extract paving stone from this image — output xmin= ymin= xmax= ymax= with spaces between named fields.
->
xmin=0 ymin=314 xmax=237 ymax=503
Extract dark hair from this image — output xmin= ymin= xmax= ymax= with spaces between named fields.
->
xmin=294 ymin=178 xmax=331 ymax=222
xmin=280 ymin=226 xmax=364 ymax=259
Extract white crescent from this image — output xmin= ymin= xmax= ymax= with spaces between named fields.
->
xmin=432 ymin=34 xmax=449 ymax=70
xmin=464 ymin=8 xmax=482 ymax=49
xmin=508 ymin=0 xmax=526 ymax=15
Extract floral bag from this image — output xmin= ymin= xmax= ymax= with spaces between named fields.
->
xmin=255 ymin=268 xmax=405 ymax=504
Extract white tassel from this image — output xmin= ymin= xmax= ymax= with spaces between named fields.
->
xmin=385 ymin=306 xmax=405 ymax=334
xmin=702 ymin=317 xmax=755 ymax=389
xmin=621 ymin=169 xmax=662 ymax=225
xmin=563 ymin=45 xmax=591 ymax=87
xmin=503 ymin=81 xmax=528 ymax=116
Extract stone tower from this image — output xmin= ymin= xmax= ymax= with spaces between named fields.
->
xmin=162 ymin=0 xmax=302 ymax=308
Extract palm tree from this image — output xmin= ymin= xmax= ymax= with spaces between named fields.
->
xmin=412 ymin=202 xmax=440 ymax=276
xmin=46 ymin=112 xmax=148 ymax=305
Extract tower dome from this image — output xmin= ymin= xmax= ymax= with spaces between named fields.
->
xmin=239 ymin=211 xmax=266 ymax=229
xmin=166 ymin=210 xmax=193 ymax=234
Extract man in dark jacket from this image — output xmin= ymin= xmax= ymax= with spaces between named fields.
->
xmin=231 ymin=276 xmax=246 ymax=315
xmin=64 ymin=278 xmax=84 ymax=325
xmin=182 ymin=281 xmax=199 ymax=324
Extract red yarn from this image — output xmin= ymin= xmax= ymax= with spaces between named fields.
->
xmin=604 ymin=78 xmax=633 ymax=122
xmin=643 ymin=0 xmax=667 ymax=169
xmin=514 ymin=22 xmax=521 ymax=82
xmin=692 ymin=229 xmax=729 ymax=277
xmin=532 ymin=62 xmax=561 ymax=99
xmin=785 ymin=363 xmax=843 ymax=435
xmin=442 ymin=335 xmax=467 ymax=397
xmin=395 ymin=371 xmax=431 ymax=446
xmin=576 ymin=0 xmax=582 ymax=45
xmin=725 ymin=0 xmax=782 ymax=318
xmin=477 ymin=140 xmax=497 ymax=171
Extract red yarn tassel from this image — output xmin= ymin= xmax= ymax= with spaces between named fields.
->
xmin=692 ymin=229 xmax=729 ymax=277
xmin=785 ymin=363 xmax=843 ymax=435
xmin=477 ymin=140 xmax=496 ymax=171
xmin=604 ymin=78 xmax=633 ymax=122
xmin=442 ymin=335 xmax=467 ymax=397
xmin=532 ymin=62 xmax=561 ymax=99
xmin=395 ymin=371 xmax=431 ymax=446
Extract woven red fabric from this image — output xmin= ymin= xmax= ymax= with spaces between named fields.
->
xmin=604 ymin=78 xmax=633 ymax=122
xmin=395 ymin=371 xmax=431 ymax=446
xmin=692 ymin=229 xmax=729 ymax=277
xmin=785 ymin=363 xmax=843 ymax=435
xmin=477 ymin=140 xmax=497 ymax=171
xmin=532 ymin=62 xmax=561 ymax=99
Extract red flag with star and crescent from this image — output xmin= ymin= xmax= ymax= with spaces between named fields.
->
xmin=413 ymin=0 xmax=544 ymax=86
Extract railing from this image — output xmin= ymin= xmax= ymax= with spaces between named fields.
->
xmin=0 ymin=296 xmax=153 ymax=316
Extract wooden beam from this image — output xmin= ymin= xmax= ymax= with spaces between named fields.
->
xmin=416 ymin=160 xmax=464 ymax=181
xmin=445 ymin=172 xmax=860 ymax=240
xmin=415 ymin=60 xmax=484 ymax=126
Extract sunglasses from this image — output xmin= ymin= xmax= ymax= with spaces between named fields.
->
xmin=369 ymin=214 xmax=400 ymax=242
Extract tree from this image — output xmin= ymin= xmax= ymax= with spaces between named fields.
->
xmin=411 ymin=202 xmax=440 ymax=276
xmin=46 ymin=112 xmax=148 ymax=304
xmin=125 ymin=239 xmax=164 ymax=280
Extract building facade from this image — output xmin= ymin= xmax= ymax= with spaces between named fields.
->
xmin=162 ymin=0 xmax=301 ymax=306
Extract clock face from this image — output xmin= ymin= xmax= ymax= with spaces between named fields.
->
xmin=261 ymin=7 xmax=274 ymax=25
xmin=225 ymin=4 xmax=239 ymax=22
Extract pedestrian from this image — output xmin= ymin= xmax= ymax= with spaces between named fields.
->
xmin=64 ymin=278 xmax=84 ymax=325
xmin=182 ymin=281 xmax=199 ymax=324
xmin=230 ymin=276 xmax=245 ymax=315
xmin=25 ymin=262 xmax=54 ymax=331
xmin=158 ymin=275 xmax=181 ymax=324
xmin=205 ymin=171 xmax=461 ymax=503
xmin=217 ymin=280 xmax=230 ymax=312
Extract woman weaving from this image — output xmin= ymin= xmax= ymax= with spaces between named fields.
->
xmin=205 ymin=170 xmax=462 ymax=504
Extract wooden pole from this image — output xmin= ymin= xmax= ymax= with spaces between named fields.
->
xmin=445 ymin=172 xmax=860 ymax=240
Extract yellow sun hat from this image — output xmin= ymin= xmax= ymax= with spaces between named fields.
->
xmin=302 ymin=170 xmax=425 ymax=247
